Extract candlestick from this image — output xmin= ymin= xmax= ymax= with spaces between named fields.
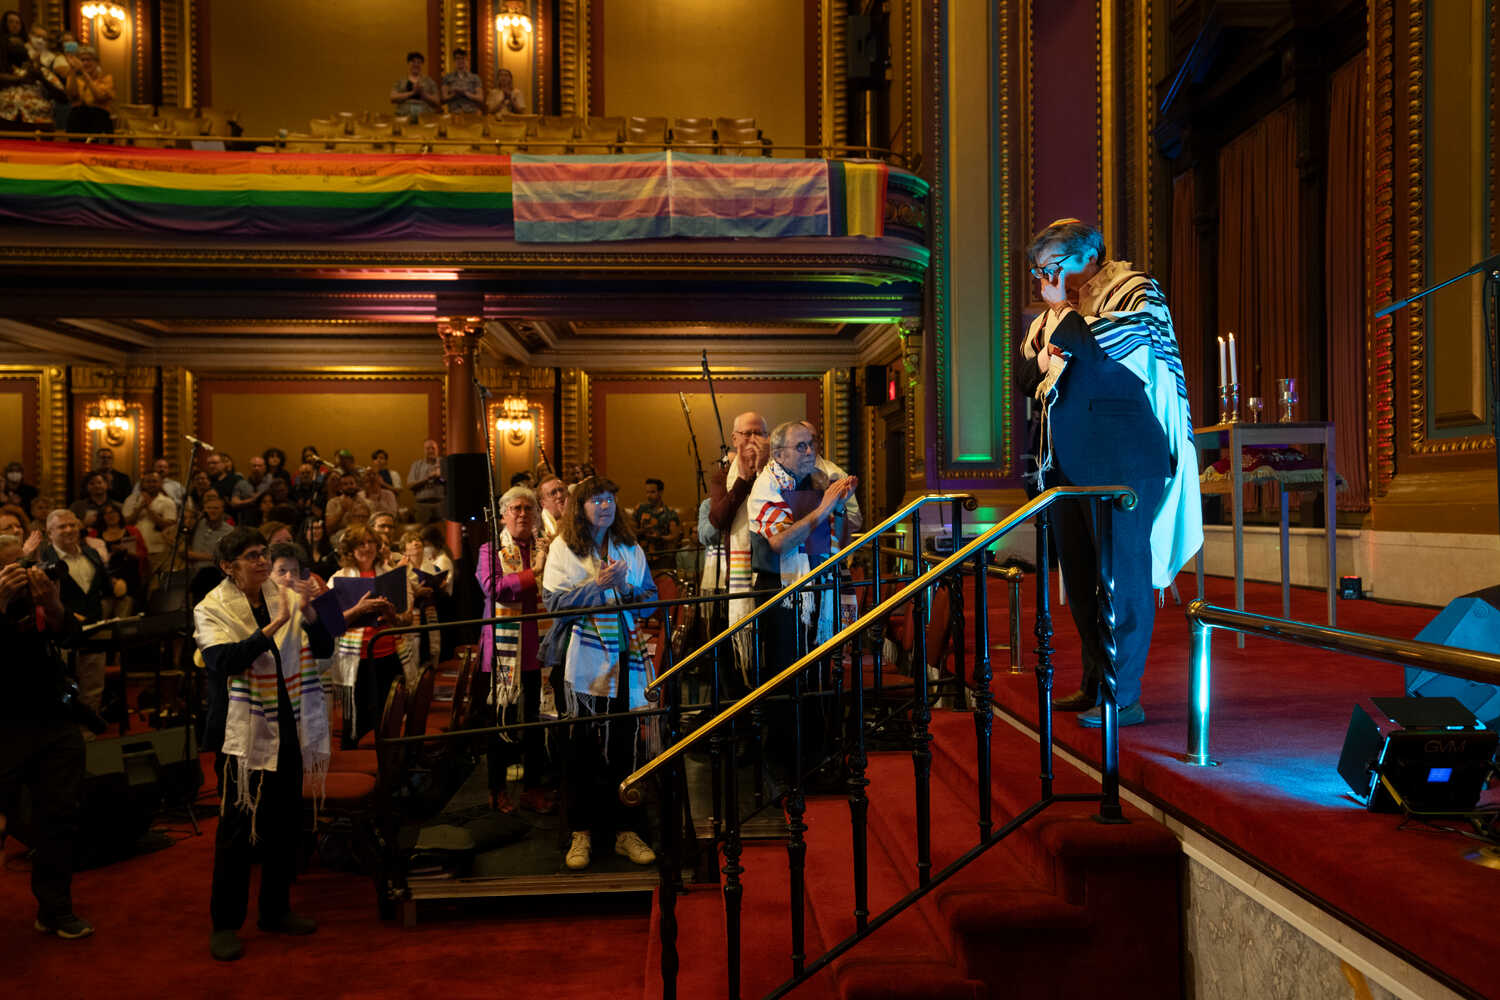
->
xmin=1219 ymin=383 xmax=1240 ymax=424
xmin=1217 ymin=336 xmax=1227 ymax=386
xmin=1227 ymin=332 xmax=1238 ymax=385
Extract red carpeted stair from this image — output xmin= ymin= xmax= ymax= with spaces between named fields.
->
xmin=652 ymin=706 xmax=1181 ymax=1000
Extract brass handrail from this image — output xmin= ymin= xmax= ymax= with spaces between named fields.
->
xmin=1184 ymin=600 xmax=1500 ymax=766
xmin=0 ymin=131 xmax=917 ymax=168
xmin=645 ymin=492 xmax=978 ymax=694
xmin=620 ymin=485 xmax=1136 ymax=802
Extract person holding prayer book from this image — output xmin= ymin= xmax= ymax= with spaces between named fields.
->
xmin=1015 ymin=218 xmax=1202 ymax=729
xmin=328 ymin=523 xmax=413 ymax=748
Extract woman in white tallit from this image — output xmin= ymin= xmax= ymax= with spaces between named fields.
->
xmin=540 ymin=475 xmax=659 ymax=872
xmin=1016 ymin=218 xmax=1202 ymax=729
xmin=194 ymin=528 xmax=332 ymax=963
xmin=328 ymin=521 xmax=415 ymax=748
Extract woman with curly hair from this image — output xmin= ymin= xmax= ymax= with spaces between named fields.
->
xmin=541 ymin=475 xmax=658 ymax=871
xmin=327 ymin=522 xmax=408 ymax=747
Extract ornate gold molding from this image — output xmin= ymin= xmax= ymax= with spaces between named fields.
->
xmin=0 ymin=245 xmax=927 ymax=279
xmin=1367 ymin=0 xmax=1397 ymax=494
xmin=559 ymin=0 xmax=583 ymax=118
xmin=899 ymin=322 xmax=922 ymax=482
xmin=160 ymin=365 xmax=191 ymax=478
xmin=44 ymin=365 xmax=66 ymax=503
xmin=69 ymin=366 xmax=158 ymax=392
xmin=1399 ymin=0 xmax=1494 ymax=460
xmin=821 ymin=367 xmax=852 ymax=471
xmin=562 ymin=368 xmax=590 ymax=472
xmin=477 ymin=364 xmax=556 ymax=391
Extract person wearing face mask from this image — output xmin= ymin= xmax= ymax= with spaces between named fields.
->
xmin=541 ymin=475 xmax=658 ymax=871
xmin=1015 ymin=218 xmax=1202 ymax=729
xmin=3 ymin=460 xmax=37 ymax=511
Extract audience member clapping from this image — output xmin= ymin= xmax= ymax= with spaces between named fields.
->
xmin=69 ymin=471 xmax=112 ymax=530
xmin=121 ymin=470 xmax=178 ymax=579
xmin=0 ymin=35 xmax=50 ymax=129
xmin=390 ymin=50 xmax=440 ymax=121
xmin=63 ymin=43 xmax=111 ymax=134
xmin=370 ymin=448 xmax=402 ymax=489
xmin=486 ymin=66 xmax=525 ymax=115
xmin=441 ymin=47 xmax=483 ymax=114
xmin=188 ymin=490 xmax=232 ymax=575
xmin=323 ymin=473 xmax=362 ymax=533
xmin=359 ymin=468 xmax=398 ymax=520
xmin=91 ymin=500 xmax=147 ymax=608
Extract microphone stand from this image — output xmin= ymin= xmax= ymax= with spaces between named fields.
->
xmin=698 ymin=354 xmax=732 ymax=604
xmin=474 ymin=378 xmax=506 ymax=714
xmin=700 ymin=350 xmax=731 ymax=463
xmin=1375 ymin=252 xmax=1500 ymax=535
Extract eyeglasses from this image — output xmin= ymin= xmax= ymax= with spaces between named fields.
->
xmin=779 ymin=440 xmax=816 ymax=455
xmin=504 ymin=503 xmax=536 ymax=516
xmin=732 ymin=429 xmax=767 ymax=440
xmin=237 ymin=549 xmax=268 ymax=562
xmin=1030 ymin=251 xmax=1077 ymax=282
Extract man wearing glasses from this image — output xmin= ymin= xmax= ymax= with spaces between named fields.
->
xmin=747 ymin=421 xmax=858 ymax=786
xmin=1015 ymin=218 xmax=1202 ymax=729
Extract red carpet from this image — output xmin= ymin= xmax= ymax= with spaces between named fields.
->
xmin=983 ymin=570 xmax=1500 ymax=1000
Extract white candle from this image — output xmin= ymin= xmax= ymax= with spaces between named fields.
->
xmin=1217 ymin=336 xmax=1227 ymax=386
xmin=1227 ymin=332 xmax=1238 ymax=385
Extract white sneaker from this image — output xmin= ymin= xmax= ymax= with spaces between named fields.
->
xmin=614 ymin=831 xmax=656 ymax=865
xmin=565 ymin=831 xmax=591 ymax=870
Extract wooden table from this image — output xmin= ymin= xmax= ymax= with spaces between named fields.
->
xmin=1192 ymin=421 xmax=1337 ymax=647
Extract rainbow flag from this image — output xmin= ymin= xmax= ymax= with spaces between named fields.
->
xmin=0 ymin=140 xmax=514 ymax=240
xmin=0 ymin=140 xmax=899 ymax=244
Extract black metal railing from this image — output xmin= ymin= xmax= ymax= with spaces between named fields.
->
xmin=620 ymin=485 xmax=1137 ymax=1000
xmin=1183 ymin=601 xmax=1500 ymax=766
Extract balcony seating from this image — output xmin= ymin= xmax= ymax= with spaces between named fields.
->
xmin=672 ymin=116 xmax=714 ymax=132
xmin=669 ymin=124 xmax=716 ymax=150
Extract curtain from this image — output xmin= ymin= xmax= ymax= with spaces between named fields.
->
xmin=1217 ymin=104 xmax=1304 ymax=512
xmin=1217 ymin=102 xmax=1303 ymax=423
xmin=1168 ymin=170 xmax=1206 ymax=425
xmin=1326 ymin=56 xmax=1369 ymax=509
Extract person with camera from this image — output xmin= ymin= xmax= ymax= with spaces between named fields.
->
xmin=0 ymin=558 xmax=94 ymax=940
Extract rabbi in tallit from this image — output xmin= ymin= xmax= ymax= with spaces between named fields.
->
xmin=1015 ymin=218 xmax=1202 ymax=729
xmin=194 ymin=527 xmax=334 ymax=962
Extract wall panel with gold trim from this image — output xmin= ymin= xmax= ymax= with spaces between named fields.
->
xmin=1367 ymin=0 xmax=1497 ymax=530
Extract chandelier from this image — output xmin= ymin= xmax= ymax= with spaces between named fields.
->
xmin=86 ymin=396 xmax=131 ymax=434
xmin=496 ymin=394 xmax=534 ymax=444
xmin=497 ymin=1 xmax=532 ymax=52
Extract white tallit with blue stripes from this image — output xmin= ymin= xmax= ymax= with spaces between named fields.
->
xmin=1040 ymin=260 xmax=1204 ymax=588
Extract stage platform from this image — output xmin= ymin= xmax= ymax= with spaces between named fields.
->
xmin=982 ymin=571 xmax=1499 ymax=1000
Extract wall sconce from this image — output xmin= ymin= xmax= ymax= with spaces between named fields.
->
xmin=496 ymin=395 xmax=534 ymax=445
xmin=496 ymin=1 xmax=532 ymax=52
xmin=86 ymin=397 xmax=133 ymax=446
xmin=81 ymin=2 xmax=128 ymax=40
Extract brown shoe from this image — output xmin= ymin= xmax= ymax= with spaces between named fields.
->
xmin=1051 ymin=687 xmax=1099 ymax=712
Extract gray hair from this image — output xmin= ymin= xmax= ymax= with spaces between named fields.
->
xmin=46 ymin=508 xmax=78 ymax=531
xmin=769 ymin=420 xmax=815 ymax=455
xmin=498 ymin=485 xmax=538 ymax=510
xmin=1024 ymin=219 xmax=1106 ymax=269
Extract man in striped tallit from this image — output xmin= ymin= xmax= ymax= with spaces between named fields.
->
xmin=1016 ymin=219 xmax=1202 ymax=728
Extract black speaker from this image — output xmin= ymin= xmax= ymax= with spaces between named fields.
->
xmin=863 ymin=364 xmax=887 ymax=406
xmin=1407 ymin=585 xmax=1500 ymax=731
xmin=1336 ymin=697 xmax=1497 ymax=813
xmin=846 ymin=14 xmax=880 ymax=81
xmin=8 ymin=726 xmax=201 ymax=868
xmin=442 ymin=452 xmax=490 ymax=522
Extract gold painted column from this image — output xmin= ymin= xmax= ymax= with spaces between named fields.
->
xmin=439 ymin=319 xmax=484 ymax=554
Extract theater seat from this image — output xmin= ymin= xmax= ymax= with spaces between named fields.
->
xmin=305 ymin=768 xmax=376 ymax=803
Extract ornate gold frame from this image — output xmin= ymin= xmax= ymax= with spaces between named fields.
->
xmin=1368 ymin=0 xmax=1496 ymax=493
xmin=0 ymin=365 xmax=65 ymax=504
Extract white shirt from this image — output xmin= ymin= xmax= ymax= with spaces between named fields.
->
xmin=61 ymin=548 xmax=97 ymax=594
xmin=122 ymin=491 xmax=178 ymax=556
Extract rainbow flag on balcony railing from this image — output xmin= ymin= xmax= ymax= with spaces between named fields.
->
xmin=0 ymin=140 xmax=890 ymax=243
xmin=510 ymin=152 xmax=887 ymax=242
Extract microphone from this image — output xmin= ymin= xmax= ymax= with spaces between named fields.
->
xmin=184 ymin=434 xmax=214 ymax=451
xmin=700 ymin=350 xmax=712 ymax=380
